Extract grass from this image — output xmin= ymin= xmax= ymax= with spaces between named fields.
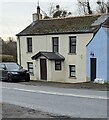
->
xmin=21 ymin=80 xmax=109 ymax=91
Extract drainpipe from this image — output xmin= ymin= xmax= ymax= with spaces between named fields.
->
xmin=17 ymin=36 xmax=21 ymax=65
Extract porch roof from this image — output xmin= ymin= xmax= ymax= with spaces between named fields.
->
xmin=31 ymin=51 xmax=65 ymax=61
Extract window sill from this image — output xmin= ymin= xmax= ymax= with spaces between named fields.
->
xmin=55 ymin=69 xmax=62 ymax=71
xmin=30 ymin=73 xmax=34 ymax=76
xmin=68 ymin=53 xmax=76 ymax=55
xmin=68 ymin=76 xmax=76 ymax=79
xmin=26 ymin=52 xmax=33 ymax=54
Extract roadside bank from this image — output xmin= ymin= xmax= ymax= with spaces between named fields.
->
xmin=19 ymin=80 xmax=109 ymax=91
xmin=2 ymin=102 xmax=71 ymax=118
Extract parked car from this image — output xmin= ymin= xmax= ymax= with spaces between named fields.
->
xmin=0 ymin=63 xmax=8 ymax=81
xmin=0 ymin=62 xmax=30 ymax=82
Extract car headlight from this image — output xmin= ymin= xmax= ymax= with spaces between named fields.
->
xmin=26 ymin=71 xmax=29 ymax=74
xmin=11 ymin=72 xmax=18 ymax=74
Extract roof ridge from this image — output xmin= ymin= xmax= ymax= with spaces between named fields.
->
xmin=40 ymin=13 xmax=102 ymax=21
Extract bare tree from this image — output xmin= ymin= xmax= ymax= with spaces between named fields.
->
xmin=45 ymin=4 xmax=72 ymax=18
xmin=96 ymin=0 xmax=109 ymax=13
xmin=7 ymin=37 xmax=14 ymax=42
xmin=107 ymin=0 xmax=109 ymax=13
xmin=87 ymin=1 xmax=92 ymax=14
xmin=48 ymin=3 xmax=55 ymax=17
xmin=77 ymin=0 xmax=92 ymax=15
xmin=96 ymin=0 xmax=106 ymax=13
xmin=53 ymin=5 xmax=72 ymax=18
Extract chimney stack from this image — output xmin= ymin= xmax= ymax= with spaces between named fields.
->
xmin=32 ymin=1 xmax=42 ymax=21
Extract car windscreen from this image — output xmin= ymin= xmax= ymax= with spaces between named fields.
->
xmin=5 ymin=63 xmax=20 ymax=71
xmin=0 ymin=63 xmax=6 ymax=69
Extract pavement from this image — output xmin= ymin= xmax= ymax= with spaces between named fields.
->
xmin=18 ymin=80 xmax=109 ymax=91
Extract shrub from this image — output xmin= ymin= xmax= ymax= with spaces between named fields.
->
xmin=0 ymin=55 xmax=15 ymax=62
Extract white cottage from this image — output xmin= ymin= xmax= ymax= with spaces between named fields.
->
xmin=16 ymin=6 xmax=101 ymax=83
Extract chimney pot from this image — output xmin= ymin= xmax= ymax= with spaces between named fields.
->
xmin=32 ymin=5 xmax=42 ymax=21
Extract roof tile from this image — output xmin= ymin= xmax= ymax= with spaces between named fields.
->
xmin=17 ymin=15 xmax=101 ymax=36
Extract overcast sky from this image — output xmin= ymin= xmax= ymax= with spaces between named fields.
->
xmin=0 ymin=0 xmax=108 ymax=40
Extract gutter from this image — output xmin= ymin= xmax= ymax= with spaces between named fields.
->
xmin=16 ymin=31 xmax=93 ymax=37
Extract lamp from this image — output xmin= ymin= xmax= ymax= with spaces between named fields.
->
xmin=90 ymin=52 xmax=94 ymax=57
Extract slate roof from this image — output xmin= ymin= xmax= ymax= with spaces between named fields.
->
xmin=86 ymin=26 xmax=109 ymax=47
xmin=102 ymin=18 xmax=109 ymax=27
xmin=17 ymin=15 xmax=101 ymax=36
xmin=92 ymin=14 xmax=109 ymax=26
xmin=31 ymin=51 xmax=65 ymax=61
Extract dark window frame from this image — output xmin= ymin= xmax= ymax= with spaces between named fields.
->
xmin=69 ymin=36 xmax=76 ymax=54
xmin=27 ymin=38 xmax=32 ymax=52
xmin=69 ymin=65 xmax=76 ymax=77
xmin=52 ymin=37 xmax=59 ymax=52
xmin=27 ymin=62 xmax=34 ymax=74
xmin=55 ymin=60 xmax=61 ymax=70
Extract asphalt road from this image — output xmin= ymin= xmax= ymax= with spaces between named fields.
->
xmin=0 ymin=82 xmax=108 ymax=118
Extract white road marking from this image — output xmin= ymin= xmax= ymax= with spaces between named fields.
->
xmin=2 ymin=86 xmax=108 ymax=100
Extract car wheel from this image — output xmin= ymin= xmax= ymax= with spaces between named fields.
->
xmin=25 ymin=77 xmax=30 ymax=82
xmin=8 ymin=75 xmax=13 ymax=82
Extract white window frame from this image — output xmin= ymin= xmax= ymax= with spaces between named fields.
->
xmin=69 ymin=65 xmax=76 ymax=77
xmin=27 ymin=62 xmax=34 ymax=75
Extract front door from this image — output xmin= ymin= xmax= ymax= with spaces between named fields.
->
xmin=40 ymin=59 xmax=47 ymax=80
xmin=90 ymin=58 xmax=96 ymax=81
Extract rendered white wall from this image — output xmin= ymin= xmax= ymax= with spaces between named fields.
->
xmin=17 ymin=33 xmax=93 ymax=83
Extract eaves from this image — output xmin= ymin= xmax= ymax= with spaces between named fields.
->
xmin=16 ymin=31 xmax=93 ymax=37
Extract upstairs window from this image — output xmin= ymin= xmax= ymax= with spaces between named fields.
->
xmin=69 ymin=65 xmax=76 ymax=77
xmin=52 ymin=37 xmax=59 ymax=52
xmin=27 ymin=38 xmax=32 ymax=52
xmin=69 ymin=36 xmax=76 ymax=54
xmin=27 ymin=62 xmax=34 ymax=74
xmin=55 ymin=60 xmax=61 ymax=70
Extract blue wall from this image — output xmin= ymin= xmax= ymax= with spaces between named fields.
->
xmin=87 ymin=27 xmax=108 ymax=82
xmin=107 ymin=28 xmax=109 ymax=82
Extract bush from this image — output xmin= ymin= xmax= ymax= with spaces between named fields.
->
xmin=0 ymin=55 xmax=15 ymax=62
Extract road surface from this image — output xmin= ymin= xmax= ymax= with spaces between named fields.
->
xmin=0 ymin=82 xmax=108 ymax=118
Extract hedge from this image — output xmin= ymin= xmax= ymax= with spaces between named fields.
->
xmin=0 ymin=55 xmax=15 ymax=62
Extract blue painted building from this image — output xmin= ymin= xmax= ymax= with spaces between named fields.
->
xmin=86 ymin=26 xmax=109 ymax=83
